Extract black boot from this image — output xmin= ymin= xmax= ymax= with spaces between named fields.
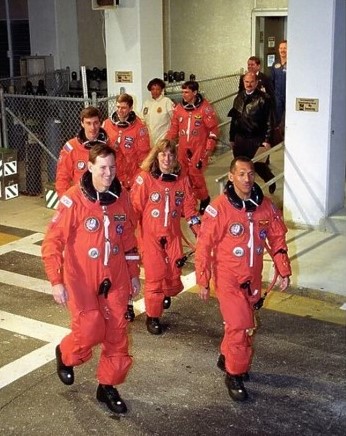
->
xmin=55 ymin=345 xmax=74 ymax=385
xmin=146 ymin=316 xmax=163 ymax=335
xmin=199 ymin=196 xmax=210 ymax=215
xmin=217 ymin=354 xmax=249 ymax=381
xmin=96 ymin=384 xmax=127 ymax=414
xmin=163 ymin=296 xmax=171 ymax=310
xmin=225 ymin=373 xmax=248 ymax=402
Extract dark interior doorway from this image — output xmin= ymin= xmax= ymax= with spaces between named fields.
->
xmin=252 ymin=12 xmax=287 ymax=77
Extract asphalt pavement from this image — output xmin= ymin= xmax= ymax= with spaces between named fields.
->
xmin=0 ymin=148 xmax=345 ymax=435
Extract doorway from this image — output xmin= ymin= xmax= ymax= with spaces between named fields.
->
xmin=252 ymin=10 xmax=287 ymax=77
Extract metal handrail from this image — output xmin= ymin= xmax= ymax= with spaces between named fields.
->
xmin=215 ymin=141 xmax=284 ymax=194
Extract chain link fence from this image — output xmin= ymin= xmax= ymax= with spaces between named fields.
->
xmin=0 ymin=69 xmax=70 ymax=96
xmin=0 ymin=71 xmax=240 ymax=197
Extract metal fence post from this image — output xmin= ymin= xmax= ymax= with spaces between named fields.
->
xmin=0 ymin=87 xmax=9 ymax=148
xmin=91 ymin=91 xmax=97 ymax=108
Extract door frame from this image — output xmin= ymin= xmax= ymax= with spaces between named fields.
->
xmin=251 ymin=9 xmax=288 ymax=59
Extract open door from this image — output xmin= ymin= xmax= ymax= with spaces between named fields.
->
xmin=252 ymin=10 xmax=287 ymax=76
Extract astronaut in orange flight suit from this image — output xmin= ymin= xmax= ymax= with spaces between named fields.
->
xmin=165 ymin=80 xmax=219 ymax=214
xmin=131 ymin=139 xmax=200 ymax=335
xmin=55 ymin=106 xmax=108 ymax=198
xmin=195 ymin=156 xmax=291 ymax=402
xmin=102 ymin=93 xmax=150 ymax=190
xmin=42 ymin=143 xmax=140 ymax=414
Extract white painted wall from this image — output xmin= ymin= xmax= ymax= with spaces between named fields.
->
xmin=167 ymin=0 xmax=288 ymax=79
xmin=284 ymin=0 xmax=346 ymax=227
xmin=104 ymin=0 xmax=163 ymax=111
xmin=328 ymin=0 xmax=346 ymax=214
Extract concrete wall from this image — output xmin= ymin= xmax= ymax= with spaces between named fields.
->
xmin=27 ymin=0 xmax=79 ymax=72
xmin=76 ymin=0 xmax=106 ymax=70
xmin=166 ymin=0 xmax=288 ymax=79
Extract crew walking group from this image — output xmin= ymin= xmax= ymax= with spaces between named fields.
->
xmin=41 ymin=73 xmax=291 ymax=414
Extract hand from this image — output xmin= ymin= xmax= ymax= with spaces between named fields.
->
xmin=199 ymin=286 xmax=210 ymax=301
xmin=277 ymin=275 xmax=290 ymax=291
xmin=52 ymin=284 xmax=68 ymax=307
xmin=131 ymin=276 xmax=141 ymax=297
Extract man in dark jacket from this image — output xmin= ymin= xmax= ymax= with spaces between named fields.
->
xmin=228 ymin=72 xmax=276 ymax=194
xmin=238 ymin=56 xmax=275 ymax=104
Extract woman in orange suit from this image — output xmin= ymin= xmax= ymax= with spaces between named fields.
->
xmin=131 ymin=139 xmax=200 ymax=335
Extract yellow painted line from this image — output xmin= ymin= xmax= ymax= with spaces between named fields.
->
xmin=264 ymin=291 xmax=346 ymax=326
xmin=0 ymin=232 xmax=21 ymax=245
xmin=187 ymin=285 xmax=345 ymax=326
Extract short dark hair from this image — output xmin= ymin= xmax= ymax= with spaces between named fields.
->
xmin=147 ymin=78 xmax=165 ymax=91
xmin=230 ymin=156 xmax=254 ymax=173
xmin=248 ymin=56 xmax=261 ymax=65
xmin=80 ymin=106 xmax=101 ymax=122
xmin=182 ymin=80 xmax=199 ymax=92
xmin=89 ymin=143 xmax=115 ymax=164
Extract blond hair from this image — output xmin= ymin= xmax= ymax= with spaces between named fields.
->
xmin=141 ymin=139 xmax=180 ymax=174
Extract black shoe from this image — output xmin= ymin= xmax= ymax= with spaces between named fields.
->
xmin=225 ymin=374 xmax=248 ymax=402
xmin=55 ymin=345 xmax=74 ymax=385
xmin=269 ymin=182 xmax=276 ymax=194
xmin=146 ymin=317 xmax=163 ymax=335
xmin=163 ymin=296 xmax=171 ymax=310
xmin=217 ymin=354 xmax=249 ymax=382
xmin=96 ymin=384 xmax=127 ymax=414
xmin=199 ymin=196 xmax=210 ymax=215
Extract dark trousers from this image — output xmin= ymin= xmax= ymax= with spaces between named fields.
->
xmin=233 ymin=135 xmax=274 ymax=184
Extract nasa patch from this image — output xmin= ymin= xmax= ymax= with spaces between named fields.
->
xmin=233 ymin=246 xmax=245 ymax=257
xmin=229 ymin=223 xmax=244 ymax=237
xmin=77 ymin=161 xmax=86 ymax=170
xmin=88 ymin=248 xmax=99 ymax=259
xmin=84 ymin=217 xmax=100 ymax=232
xmin=150 ymin=192 xmax=161 ymax=203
